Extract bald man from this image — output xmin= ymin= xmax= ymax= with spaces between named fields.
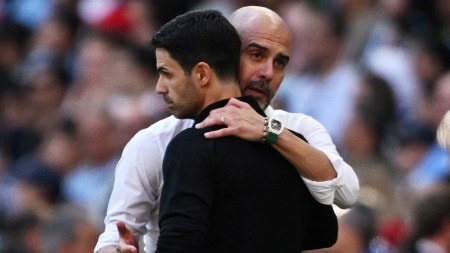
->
xmin=153 ymin=9 xmax=337 ymax=252
xmin=95 ymin=6 xmax=359 ymax=253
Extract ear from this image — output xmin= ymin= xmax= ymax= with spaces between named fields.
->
xmin=192 ymin=62 xmax=211 ymax=87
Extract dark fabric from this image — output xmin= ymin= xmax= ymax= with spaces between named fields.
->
xmin=157 ymin=96 xmax=337 ymax=253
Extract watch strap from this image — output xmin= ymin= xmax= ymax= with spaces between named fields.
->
xmin=263 ymin=117 xmax=284 ymax=144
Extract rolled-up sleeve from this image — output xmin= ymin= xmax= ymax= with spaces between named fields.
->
xmin=301 ymin=152 xmax=359 ymax=208
xmin=270 ymin=109 xmax=360 ymax=208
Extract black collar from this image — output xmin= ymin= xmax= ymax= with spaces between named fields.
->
xmin=194 ymin=96 xmax=265 ymax=124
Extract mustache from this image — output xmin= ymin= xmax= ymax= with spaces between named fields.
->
xmin=243 ymin=80 xmax=271 ymax=97
xmin=163 ymin=95 xmax=173 ymax=104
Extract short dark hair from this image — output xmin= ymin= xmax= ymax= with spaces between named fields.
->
xmin=151 ymin=10 xmax=241 ymax=82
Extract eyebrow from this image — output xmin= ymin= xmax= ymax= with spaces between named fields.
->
xmin=245 ymin=42 xmax=290 ymax=63
xmin=157 ymin=66 xmax=167 ymax=73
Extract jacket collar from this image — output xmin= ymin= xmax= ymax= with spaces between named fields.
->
xmin=194 ymin=96 xmax=265 ymax=124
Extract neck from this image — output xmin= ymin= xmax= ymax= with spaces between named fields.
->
xmin=193 ymin=95 xmax=263 ymax=124
xmin=202 ymin=81 xmax=241 ymax=110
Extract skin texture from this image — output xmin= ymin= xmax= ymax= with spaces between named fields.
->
xmin=155 ymin=48 xmax=203 ymax=119
xmin=231 ymin=5 xmax=291 ymax=109
xmin=155 ymin=48 xmax=240 ymax=118
xmin=198 ymin=6 xmax=337 ymax=182
xmin=101 ymin=6 xmax=355 ymax=253
xmin=116 ymin=221 xmax=139 ymax=253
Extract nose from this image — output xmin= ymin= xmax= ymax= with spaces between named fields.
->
xmin=155 ymin=78 xmax=166 ymax=94
xmin=257 ymin=61 xmax=274 ymax=80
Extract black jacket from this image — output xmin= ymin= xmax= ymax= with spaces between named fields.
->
xmin=157 ymin=96 xmax=337 ymax=253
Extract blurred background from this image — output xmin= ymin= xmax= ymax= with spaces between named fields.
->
xmin=0 ymin=0 xmax=449 ymax=252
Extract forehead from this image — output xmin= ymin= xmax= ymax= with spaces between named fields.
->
xmin=155 ymin=48 xmax=182 ymax=69
xmin=239 ymin=19 xmax=291 ymax=55
xmin=155 ymin=48 xmax=172 ymax=64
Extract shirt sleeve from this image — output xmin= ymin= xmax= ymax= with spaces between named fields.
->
xmin=301 ymin=152 xmax=360 ymax=208
xmin=271 ymin=109 xmax=360 ymax=208
xmin=94 ymin=129 xmax=165 ymax=252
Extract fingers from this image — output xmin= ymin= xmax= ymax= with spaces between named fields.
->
xmin=227 ymin=98 xmax=250 ymax=108
xmin=196 ymin=99 xmax=252 ymax=129
xmin=116 ymin=244 xmax=138 ymax=253
xmin=196 ymin=106 xmax=235 ymax=129
xmin=195 ymin=116 xmax=217 ymax=128
xmin=204 ymin=127 xmax=234 ymax=138
xmin=116 ymin=221 xmax=129 ymax=237
xmin=116 ymin=221 xmax=139 ymax=251
xmin=116 ymin=246 xmax=138 ymax=253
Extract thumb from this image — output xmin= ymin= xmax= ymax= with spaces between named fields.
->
xmin=116 ymin=221 xmax=138 ymax=246
xmin=117 ymin=221 xmax=130 ymax=237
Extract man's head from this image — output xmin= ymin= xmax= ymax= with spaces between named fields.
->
xmin=151 ymin=10 xmax=241 ymax=118
xmin=229 ymin=6 xmax=291 ymax=109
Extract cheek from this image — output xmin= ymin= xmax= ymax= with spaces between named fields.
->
xmin=168 ymin=78 xmax=184 ymax=95
xmin=239 ymin=57 xmax=256 ymax=77
xmin=271 ymin=73 xmax=284 ymax=91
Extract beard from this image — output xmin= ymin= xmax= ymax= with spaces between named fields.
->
xmin=241 ymin=79 xmax=272 ymax=109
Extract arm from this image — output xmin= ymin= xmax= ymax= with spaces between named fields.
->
xmin=156 ymin=136 xmax=214 ymax=253
xmin=95 ymin=117 xmax=193 ymax=253
xmin=94 ymin=130 xmax=165 ymax=253
xmin=97 ymin=222 xmax=139 ymax=253
xmin=273 ymin=128 xmax=336 ymax=181
xmin=276 ymin=110 xmax=359 ymax=208
xmin=195 ymin=98 xmax=359 ymax=208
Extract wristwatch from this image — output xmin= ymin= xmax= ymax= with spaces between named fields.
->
xmin=265 ymin=117 xmax=284 ymax=144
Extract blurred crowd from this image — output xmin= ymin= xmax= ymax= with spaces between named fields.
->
xmin=0 ymin=0 xmax=449 ymax=252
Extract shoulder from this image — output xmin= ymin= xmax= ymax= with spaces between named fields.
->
xmin=125 ymin=116 xmax=194 ymax=152
xmin=271 ymin=108 xmax=325 ymax=131
xmin=115 ymin=116 xmax=193 ymax=182
xmin=140 ymin=115 xmax=194 ymax=139
xmin=166 ymin=127 xmax=208 ymax=151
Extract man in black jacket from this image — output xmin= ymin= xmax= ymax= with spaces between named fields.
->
xmin=152 ymin=9 xmax=337 ymax=253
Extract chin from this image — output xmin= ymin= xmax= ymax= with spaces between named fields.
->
xmin=172 ymin=111 xmax=194 ymax=119
xmin=172 ymin=113 xmax=186 ymax=119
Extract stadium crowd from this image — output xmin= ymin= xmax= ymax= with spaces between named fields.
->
xmin=0 ymin=0 xmax=449 ymax=252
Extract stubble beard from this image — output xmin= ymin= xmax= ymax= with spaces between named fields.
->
xmin=242 ymin=79 xmax=272 ymax=110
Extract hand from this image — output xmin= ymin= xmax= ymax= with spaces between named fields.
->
xmin=116 ymin=221 xmax=139 ymax=253
xmin=195 ymin=98 xmax=265 ymax=141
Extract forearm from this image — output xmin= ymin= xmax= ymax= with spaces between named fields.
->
xmin=197 ymin=102 xmax=359 ymax=207
xmin=272 ymin=129 xmax=337 ymax=181
xmin=326 ymin=156 xmax=359 ymax=208
xmin=271 ymin=128 xmax=359 ymax=207
xmin=300 ymin=154 xmax=360 ymax=207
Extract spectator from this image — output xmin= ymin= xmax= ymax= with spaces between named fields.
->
xmin=401 ymin=184 xmax=450 ymax=253
xmin=406 ymin=71 xmax=450 ymax=194
xmin=11 ymin=163 xmax=62 ymax=221
xmin=0 ymin=211 xmax=42 ymax=253
xmin=341 ymin=73 xmax=400 ymax=224
xmin=275 ymin=6 xmax=360 ymax=148
xmin=62 ymin=107 xmax=120 ymax=227
xmin=39 ymin=204 xmax=100 ymax=253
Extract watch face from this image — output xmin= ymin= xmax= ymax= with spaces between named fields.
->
xmin=270 ymin=119 xmax=282 ymax=131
